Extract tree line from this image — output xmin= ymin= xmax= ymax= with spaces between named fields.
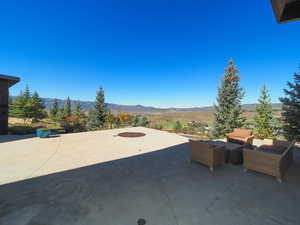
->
xmin=9 ymin=86 xmax=47 ymax=122
xmin=9 ymin=60 xmax=300 ymax=140
xmin=9 ymin=86 xmax=149 ymax=132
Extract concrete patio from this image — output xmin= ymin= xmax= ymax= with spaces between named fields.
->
xmin=0 ymin=127 xmax=300 ymax=225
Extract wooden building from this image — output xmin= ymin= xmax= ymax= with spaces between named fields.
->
xmin=271 ymin=0 xmax=300 ymax=23
xmin=0 ymin=74 xmax=20 ymax=134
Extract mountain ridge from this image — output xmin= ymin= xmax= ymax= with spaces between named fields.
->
xmin=27 ymin=97 xmax=282 ymax=113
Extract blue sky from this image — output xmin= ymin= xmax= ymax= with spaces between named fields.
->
xmin=0 ymin=0 xmax=299 ymax=108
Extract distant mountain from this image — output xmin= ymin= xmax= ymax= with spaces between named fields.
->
xmin=11 ymin=97 xmax=282 ymax=113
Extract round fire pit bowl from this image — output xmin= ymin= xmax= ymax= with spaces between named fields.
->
xmin=117 ymin=132 xmax=146 ymax=138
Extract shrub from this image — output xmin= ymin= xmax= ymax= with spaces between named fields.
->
xmin=173 ymin=121 xmax=182 ymax=132
xmin=187 ymin=121 xmax=208 ymax=133
xmin=8 ymin=125 xmax=36 ymax=135
xmin=131 ymin=115 xmax=150 ymax=127
xmin=153 ymin=123 xmax=163 ymax=130
xmin=60 ymin=115 xmax=87 ymax=133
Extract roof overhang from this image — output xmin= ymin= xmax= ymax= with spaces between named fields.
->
xmin=0 ymin=74 xmax=20 ymax=87
xmin=271 ymin=0 xmax=300 ymax=23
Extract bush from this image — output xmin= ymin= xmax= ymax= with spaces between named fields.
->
xmin=187 ymin=121 xmax=208 ymax=133
xmin=8 ymin=125 xmax=36 ymax=135
xmin=173 ymin=121 xmax=182 ymax=132
xmin=131 ymin=115 xmax=150 ymax=127
xmin=153 ymin=123 xmax=163 ymax=130
xmin=60 ymin=115 xmax=87 ymax=133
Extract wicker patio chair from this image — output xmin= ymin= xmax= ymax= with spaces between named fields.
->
xmin=243 ymin=140 xmax=296 ymax=182
xmin=189 ymin=140 xmax=225 ymax=171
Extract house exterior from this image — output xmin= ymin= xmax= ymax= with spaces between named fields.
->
xmin=0 ymin=74 xmax=20 ymax=134
xmin=271 ymin=0 xmax=300 ymax=23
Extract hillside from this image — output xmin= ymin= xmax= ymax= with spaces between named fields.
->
xmin=11 ymin=97 xmax=282 ymax=113
xmin=35 ymin=98 xmax=283 ymax=113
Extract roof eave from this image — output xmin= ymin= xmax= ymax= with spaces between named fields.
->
xmin=0 ymin=74 xmax=20 ymax=87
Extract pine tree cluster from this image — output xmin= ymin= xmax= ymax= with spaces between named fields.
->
xmin=10 ymin=85 xmax=47 ymax=122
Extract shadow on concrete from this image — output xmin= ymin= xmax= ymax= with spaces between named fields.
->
xmin=0 ymin=143 xmax=300 ymax=225
xmin=0 ymin=134 xmax=61 ymax=143
xmin=0 ymin=134 xmax=35 ymax=143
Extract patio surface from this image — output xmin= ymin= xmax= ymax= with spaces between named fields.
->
xmin=0 ymin=127 xmax=300 ymax=225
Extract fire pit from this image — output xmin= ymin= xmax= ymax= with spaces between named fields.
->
xmin=117 ymin=132 xmax=146 ymax=138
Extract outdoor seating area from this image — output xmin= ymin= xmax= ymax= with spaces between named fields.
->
xmin=189 ymin=128 xmax=297 ymax=183
xmin=1 ymin=1 xmax=300 ymax=224
xmin=0 ymin=128 xmax=300 ymax=225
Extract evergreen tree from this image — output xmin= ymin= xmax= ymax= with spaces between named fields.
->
xmin=30 ymin=91 xmax=46 ymax=121
xmin=86 ymin=109 xmax=98 ymax=130
xmin=50 ymin=99 xmax=59 ymax=121
xmin=10 ymin=87 xmax=32 ymax=121
xmin=57 ymin=106 xmax=67 ymax=122
xmin=9 ymin=90 xmax=27 ymax=119
xmin=279 ymin=67 xmax=300 ymax=141
xmin=23 ymin=85 xmax=31 ymax=101
xmin=65 ymin=97 xmax=72 ymax=117
xmin=74 ymin=101 xmax=84 ymax=118
xmin=254 ymin=85 xmax=274 ymax=138
xmin=213 ymin=58 xmax=245 ymax=137
xmin=88 ymin=87 xmax=108 ymax=128
xmin=10 ymin=87 xmax=46 ymax=122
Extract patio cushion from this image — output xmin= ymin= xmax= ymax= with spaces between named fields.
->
xmin=257 ymin=145 xmax=286 ymax=155
xmin=233 ymin=128 xmax=252 ymax=137
xmin=228 ymin=135 xmax=246 ymax=141
xmin=203 ymin=140 xmax=225 ymax=148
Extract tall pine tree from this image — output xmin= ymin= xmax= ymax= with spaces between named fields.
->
xmin=23 ymin=85 xmax=31 ymax=101
xmin=50 ymin=99 xmax=59 ymax=121
xmin=30 ymin=91 xmax=46 ymax=121
xmin=279 ymin=66 xmax=300 ymax=141
xmin=65 ymin=97 xmax=72 ymax=117
xmin=254 ymin=85 xmax=274 ymax=138
xmin=213 ymin=58 xmax=245 ymax=137
xmin=74 ymin=101 xmax=84 ymax=118
xmin=87 ymin=87 xmax=108 ymax=129
xmin=10 ymin=86 xmax=46 ymax=122
xmin=9 ymin=90 xmax=27 ymax=119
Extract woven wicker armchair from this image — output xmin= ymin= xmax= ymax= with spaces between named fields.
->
xmin=226 ymin=128 xmax=254 ymax=145
xmin=243 ymin=140 xmax=296 ymax=182
xmin=189 ymin=140 xmax=225 ymax=171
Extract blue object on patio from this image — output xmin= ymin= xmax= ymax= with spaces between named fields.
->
xmin=36 ymin=129 xmax=51 ymax=138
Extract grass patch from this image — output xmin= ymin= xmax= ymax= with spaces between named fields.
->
xmin=8 ymin=119 xmax=62 ymax=135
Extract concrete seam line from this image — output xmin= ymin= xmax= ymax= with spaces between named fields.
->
xmin=157 ymin=177 xmax=180 ymax=225
xmin=27 ymin=137 xmax=62 ymax=179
